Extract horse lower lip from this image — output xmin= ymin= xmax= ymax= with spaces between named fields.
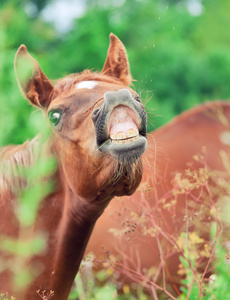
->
xmin=98 ymin=135 xmax=147 ymax=163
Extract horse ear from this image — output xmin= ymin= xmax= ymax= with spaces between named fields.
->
xmin=102 ymin=33 xmax=132 ymax=86
xmin=14 ymin=45 xmax=54 ymax=108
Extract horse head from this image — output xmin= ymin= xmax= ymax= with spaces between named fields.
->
xmin=14 ymin=33 xmax=147 ymax=210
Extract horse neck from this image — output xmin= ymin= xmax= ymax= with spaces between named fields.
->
xmin=48 ymin=188 xmax=97 ymax=298
xmin=32 ymin=160 xmax=103 ymax=299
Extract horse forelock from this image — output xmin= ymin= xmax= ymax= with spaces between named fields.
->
xmin=0 ymin=137 xmax=39 ymax=194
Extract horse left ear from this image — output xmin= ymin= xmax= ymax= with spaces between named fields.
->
xmin=14 ymin=45 xmax=54 ymax=108
xmin=102 ymin=33 xmax=132 ymax=86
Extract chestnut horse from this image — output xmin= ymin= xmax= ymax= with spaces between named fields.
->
xmin=87 ymin=100 xmax=230 ymax=297
xmin=0 ymin=34 xmax=147 ymax=299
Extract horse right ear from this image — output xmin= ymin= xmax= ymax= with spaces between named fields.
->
xmin=102 ymin=33 xmax=132 ymax=86
xmin=14 ymin=45 xmax=54 ymax=108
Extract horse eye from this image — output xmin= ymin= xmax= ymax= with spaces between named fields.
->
xmin=48 ymin=109 xmax=62 ymax=126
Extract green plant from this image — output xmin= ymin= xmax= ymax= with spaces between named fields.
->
xmin=179 ymin=229 xmax=230 ymax=300
xmin=0 ymin=292 xmax=15 ymax=300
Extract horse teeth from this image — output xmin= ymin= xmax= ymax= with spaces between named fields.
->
xmin=110 ymin=133 xmax=116 ymax=140
xmin=127 ymin=129 xmax=138 ymax=138
xmin=110 ymin=129 xmax=139 ymax=141
xmin=111 ymin=135 xmax=139 ymax=144
xmin=116 ymin=131 xmax=126 ymax=139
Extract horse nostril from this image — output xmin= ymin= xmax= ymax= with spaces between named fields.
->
xmin=92 ymin=108 xmax=100 ymax=122
xmin=93 ymin=108 xmax=100 ymax=115
xmin=134 ymin=95 xmax=141 ymax=103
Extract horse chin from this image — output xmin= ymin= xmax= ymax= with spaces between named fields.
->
xmin=99 ymin=135 xmax=147 ymax=164
xmin=105 ymin=156 xmax=143 ymax=198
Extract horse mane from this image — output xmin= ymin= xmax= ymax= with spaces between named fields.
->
xmin=0 ymin=137 xmax=39 ymax=194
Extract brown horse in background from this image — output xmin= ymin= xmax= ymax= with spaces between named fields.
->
xmin=0 ymin=34 xmax=147 ymax=299
xmin=87 ymin=99 xmax=230 ymax=297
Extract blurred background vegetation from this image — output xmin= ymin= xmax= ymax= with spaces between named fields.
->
xmin=1 ymin=0 xmax=230 ymax=145
xmin=1 ymin=1 xmax=230 ymax=299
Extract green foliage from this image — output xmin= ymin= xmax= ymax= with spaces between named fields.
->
xmin=1 ymin=0 xmax=230 ymax=144
xmin=69 ymin=267 xmax=150 ymax=300
xmin=0 ymin=0 xmax=230 ymax=298
xmin=50 ymin=0 xmax=230 ymax=130
xmin=0 ymin=0 xmax=55 ymax=147
xmin=69 ymin=242 xmax=230 ymax=300
xmin=0 ymin=30 xmax=56 ymax=289
xmin=0 ymin=293 xmax=15 ymax=300
xmin=179 ymin=235 xmax=230 ymax=300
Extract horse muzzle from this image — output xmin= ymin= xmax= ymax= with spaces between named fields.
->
xmin=92 ymin=89 xmax=147 ymax=163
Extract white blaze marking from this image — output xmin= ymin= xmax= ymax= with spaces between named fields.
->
xmin=76 ymin=81 xmax=98 ymax=90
